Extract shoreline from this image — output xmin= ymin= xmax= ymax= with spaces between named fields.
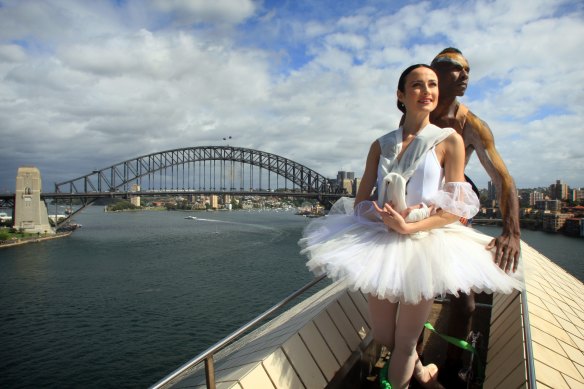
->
xmin=0 ymin=231 xmax=73 ymax=249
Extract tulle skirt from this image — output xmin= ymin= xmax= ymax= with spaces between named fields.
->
xmin=299 ymin=198 xmax=524 ymax=304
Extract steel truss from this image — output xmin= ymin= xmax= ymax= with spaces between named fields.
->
xmin=54 ymin=146 xmax=332 ymax=195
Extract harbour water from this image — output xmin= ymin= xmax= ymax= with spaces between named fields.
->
xmin=0 ymin=207 xmax=582 ymax=388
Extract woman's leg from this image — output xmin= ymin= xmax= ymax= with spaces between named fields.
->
xmin=368 ymin=294 xmax=399 ymax=349
xmin=388 ymin=299 xmax=434 ymax=389
xmin=413 ymin=358 xmax=444 ymax=389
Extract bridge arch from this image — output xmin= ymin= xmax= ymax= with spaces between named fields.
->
xmin=55 ymin=146 xmax=334 ymax=195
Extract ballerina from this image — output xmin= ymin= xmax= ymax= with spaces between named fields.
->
xmin=299 ymin=64 xmax=523 ymax=388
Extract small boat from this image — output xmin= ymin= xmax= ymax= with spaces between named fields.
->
xmin=184 ymin=216 xmax=197 ymax=220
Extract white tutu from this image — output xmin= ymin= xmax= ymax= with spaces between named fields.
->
xmin=299 ymin=197 xmax=524 ymax=304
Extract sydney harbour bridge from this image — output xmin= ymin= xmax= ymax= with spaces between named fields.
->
xmin=0 ymin=146 xmax=348 ymax=216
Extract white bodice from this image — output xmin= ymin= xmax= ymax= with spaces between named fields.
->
xmin=374 ymin=124 xmax=478 ymax=219
xmin=405 ymin=148 xmax=443 ymax=206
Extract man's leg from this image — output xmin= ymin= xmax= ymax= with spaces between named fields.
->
xmin=442 ymin=291 xmax=475 ymax=384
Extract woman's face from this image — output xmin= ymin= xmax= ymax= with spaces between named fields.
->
xmin=397 ymin=67 xmax=439 ymax=114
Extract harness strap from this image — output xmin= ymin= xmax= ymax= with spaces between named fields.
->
xmin=424 ymin=321 xmax=484 ymax=380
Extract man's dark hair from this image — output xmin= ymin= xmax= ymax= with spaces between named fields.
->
xmin=436 ymin=47 xmax=463 ymax=56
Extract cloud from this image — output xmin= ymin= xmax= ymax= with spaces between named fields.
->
xmin=0 ymin=0 xmax=583 ymax=193
xmin=150 ymin=0 xmax=257 ymax=26
xmin=0 ymin=44 xmax=27 ymax=62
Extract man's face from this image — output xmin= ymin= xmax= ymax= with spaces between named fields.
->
xmin=432 ymin=54 xmax=470 ymax=97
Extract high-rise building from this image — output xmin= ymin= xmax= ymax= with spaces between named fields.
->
xmin=529 ymin=191 xmax=544 ymax=206
xmin=337 ymin=171 xmax=355 ymax=183
xmin=550 ymin=180 xmax=569 ymax=200
xmin=571 ymin=188 xmax=584 ymax=203
xmin=487 ymin=181 xmax=497 ymax=201
xmin=342 ymin=179 xmax=353 ymax=195
xmin=353 ymin=178 xmax=361 ymax=196
xmin=337 ymin=171 xmax=355 ymax=194
xmin=535 ymin=199 xmax=561 ymax=212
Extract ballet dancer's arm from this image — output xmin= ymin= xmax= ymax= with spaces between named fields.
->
xmin=374 ymin=202 xmax=458 ymax=234
xmin=464 ymin=114 xmax=521 ymax=272
xmin=354 ymin=140 xmax=381 ymax=207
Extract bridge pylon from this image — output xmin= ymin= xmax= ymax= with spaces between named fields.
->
xmin=14 ymin=166 xmax=54 ymax=234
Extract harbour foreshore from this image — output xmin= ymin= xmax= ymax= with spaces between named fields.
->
xmin=0 ymin=231 xmax=73 ymax=249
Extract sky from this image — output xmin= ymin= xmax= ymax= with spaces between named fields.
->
xmin=0 ymin=0 xmax=583 ymax=192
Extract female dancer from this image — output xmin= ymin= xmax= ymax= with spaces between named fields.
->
xmin=300 ymin=64 xmax=523 ymax=388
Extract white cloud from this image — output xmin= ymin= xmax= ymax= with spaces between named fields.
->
xmin=0 ymin=0 xmax=583 ymax=193
xmin=150 ymin=0 xmax=257 ymax=25
xmin=0 ymin=44 xmax=27 ymax=62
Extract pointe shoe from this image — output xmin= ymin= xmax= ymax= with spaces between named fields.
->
xmin=414 ymin=363 xmax=445 ymax=389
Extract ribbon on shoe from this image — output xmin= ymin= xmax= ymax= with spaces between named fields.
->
xmin=424 ymin=322 xmax=484 ymax=380
xmin=379 ymin=356 xmax=392 ymax=389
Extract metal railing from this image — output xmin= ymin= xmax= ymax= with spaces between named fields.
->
xmin=521 ymin=287 xmax=538 ymax=388
xmin=150 ymin=274 xmax=327 ymax=389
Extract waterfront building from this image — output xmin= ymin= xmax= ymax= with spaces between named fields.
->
xmin=336 ymin=171 xmax=355 ymax=194
xmin=564 ymin=218 xmax=584 ymax=237
xmin=202 ymin=195 xmax=220 ymax=209
xmin=341 ymin=178 xmax=353 ymax=195
xmin=519 ymin=191 xmax=530 ymax=207
xmin=566 ymin=205 xmax=584 ymax=217
xmin=550 ymin=179 xmax=569 ymax=200
xmin=0 ymin=212 xmax=12 ymax=223
xmin=192 ymin=202 xmax=206 ymax=210
xmin=535 ymin=199 xmax=561 ymax=212
xmin=571 ymin=188 xmax=584 ymax=203
xmin=529 ymin=190 xmax=544 ymax=206
xmin=480 ymin=207 xmax=500 ymax=218
xmin=542 ymin=212 xmax=574 ymax=232
xmin=352 ymin=178 xmax=361 ymax=196
xmin=336 ymin=171 xmax=355 ymax=182
xmin=487 ymin=180 xmax=497 ymax=202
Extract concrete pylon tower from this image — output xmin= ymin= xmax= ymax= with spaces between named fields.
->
xmin=14 ymin=166 xmax=54 ymax=234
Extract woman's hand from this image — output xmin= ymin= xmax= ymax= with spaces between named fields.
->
xmin=399 ymin=203 xmax=435 ymax=219
xmin=373 ymin=202 xmax=413 ymax=234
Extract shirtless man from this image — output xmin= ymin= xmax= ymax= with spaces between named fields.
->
xmin=430 ymin=47 xmax=521 ymax=384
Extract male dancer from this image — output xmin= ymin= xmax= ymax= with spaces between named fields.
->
xmin=429 ymin=48 xmax=521 ymax=384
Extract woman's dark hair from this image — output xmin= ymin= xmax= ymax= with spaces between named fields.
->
xmin=396 ymin=64 xmax=435 ymax=114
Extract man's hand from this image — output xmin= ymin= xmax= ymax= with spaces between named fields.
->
xmin=486 ymin=234 xmax=521 ymax=273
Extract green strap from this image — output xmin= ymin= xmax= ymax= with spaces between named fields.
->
xmin=379 ymin=322 xmax=483 ymax=388
xmin=379 ymin=357 xmax=392 ymax=389
xmin=424 ymin=322 xmax=484 ymax=380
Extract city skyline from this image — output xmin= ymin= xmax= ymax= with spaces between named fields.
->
xmin=0 ymin=1 xmax=583 ymax=192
